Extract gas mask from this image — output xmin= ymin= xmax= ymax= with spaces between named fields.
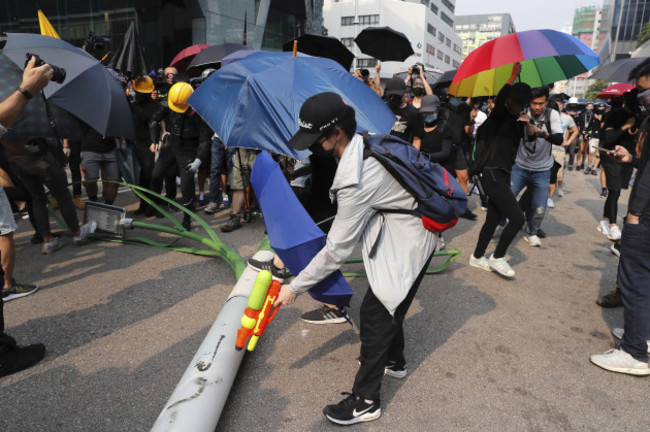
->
xmin=636 ymin=88 xmax=650 ymax=119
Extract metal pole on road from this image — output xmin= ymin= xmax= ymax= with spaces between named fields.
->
xmin=151 ymin=250 xmax=274 ymax=432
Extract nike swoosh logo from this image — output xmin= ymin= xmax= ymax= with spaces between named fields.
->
xmin=353 ymin=406 xmax=373 ymax=417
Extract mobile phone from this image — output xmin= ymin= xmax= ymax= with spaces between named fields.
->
xmin=595 ymin=146 xmax=612 ymax=153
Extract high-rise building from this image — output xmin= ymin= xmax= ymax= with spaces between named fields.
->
xmin=323 ymin=0 xmax=463 ymax=78
xmin=568 ymin=5 xmax=609 ymax=98
xmin=601 ymin=0 xmax=650 ymax=61
xmin=0 ymin=1 xmax=321 ymax=69
xmin=454 ymin=13 xmax=516 ymax=58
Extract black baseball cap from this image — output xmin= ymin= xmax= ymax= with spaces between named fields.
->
xmin=288 ymin=92 xmax=349 ymax=151
xmin=384 ymin=77 xmax=406 ymax=97
xmin=419 ymin=95 xmax=440 ymax=114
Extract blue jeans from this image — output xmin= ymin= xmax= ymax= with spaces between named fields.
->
xmin=619 ymin=219 xmax=650 ymax=362
xmin=510 ymin=165 xmax=551 ymax=236
xmin=209 ymin=137 xmax=229 ymax=203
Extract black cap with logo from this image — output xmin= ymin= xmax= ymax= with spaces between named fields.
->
xmin=288 ymin=92 xmax=349 ymax=151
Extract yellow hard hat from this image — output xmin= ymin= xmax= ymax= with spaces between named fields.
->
xmin=168 ymin=82 xmax=193 ymax=113
xmin=133 ymin=75 xmax=154 ymax=93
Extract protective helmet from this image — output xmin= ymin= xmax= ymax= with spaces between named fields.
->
xmin=568 ymin=97 xmax=578 ymax=104
xmin=201 ymin=68 xmax=217 ymax=80
xmin=133 ymin=75 xmax=154 ymax=93
xmin=168 ymin=82 xmax=194 ymax=113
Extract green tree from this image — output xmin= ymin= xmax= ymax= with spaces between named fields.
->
xmin=585 ymin=80 xmax=609 ymax=100
xmin=638 ymin=22 xmax=650 ymax=47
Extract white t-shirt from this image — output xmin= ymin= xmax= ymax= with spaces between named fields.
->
xmin=554 ymin=112 xmax=576 ymax=152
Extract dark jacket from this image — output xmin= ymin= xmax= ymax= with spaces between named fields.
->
xmin=150 ymin=106 xmax=211 ymax=161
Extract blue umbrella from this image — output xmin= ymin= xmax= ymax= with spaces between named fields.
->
xmin=2 ymin=33 xmax=135 ymax=140
xmin=188 ymin=51 xmax=395 ymax=159
xmin=251 ymin=151 xmax=353 ymax=307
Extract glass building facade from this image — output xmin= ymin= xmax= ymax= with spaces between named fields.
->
xmin=0 ymin=0 xmax=320 ymax=70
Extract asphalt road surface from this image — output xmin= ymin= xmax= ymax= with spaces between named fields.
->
xmin=1 ymin=167 xmax=646 ymax=431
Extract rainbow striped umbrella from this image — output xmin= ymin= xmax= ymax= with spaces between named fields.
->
xmin=450 ymin=29 xmax=599 ymax=97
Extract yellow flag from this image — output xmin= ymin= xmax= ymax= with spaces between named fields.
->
xmin=38 ymin=10 xmax=60 ymax=39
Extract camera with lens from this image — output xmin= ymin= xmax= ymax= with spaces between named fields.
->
xmin=411 ymin=65 xmax=420 ymax=76
xmin=152 ymin=68 xmax=169 ymax=91
xmin=25 ymin=53 xmax=66 ymax=84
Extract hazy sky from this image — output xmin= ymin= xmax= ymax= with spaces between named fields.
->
xmin=455 ymin=0 xmax=605 ymax=33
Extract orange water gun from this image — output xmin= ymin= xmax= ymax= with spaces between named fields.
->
xmin=235 ymin=270 xmax=281 ymax=351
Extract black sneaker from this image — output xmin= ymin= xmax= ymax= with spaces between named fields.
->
xmin=536 ymin=228 xmax=547 ymax=239
xmin=591 ymin=169 xmax=598 ymax=176
xmin=181 ymin=215 xmax=192 ymax=231
xmin=0 ymin=343 xmax=46 ymax=378
xmin=460 ymin=209 xmax=478 ymax=221
xmin=600 ymin=188 xmax=608 ymax=198
xmin=611 ymin=241 xmax=621 ymax=258
xmin=301 ymin=305 xmax=349 ymax=324
xmin=3 ymin=281 xmax=39 ymax=302
xmin=220 ymin=213 xmax=242 ymax=233
xmin=384 ymin=360 xmax=407 ymax=378
xmin=248 ymin=257 xmax=290 ymax=280
xmin=584 ymin=167 xmax=591 ymax=174
xmin=30 ymin=232 xmax=43 ymax=245
xmin=323 ymin=392 xmax=381 ymax=425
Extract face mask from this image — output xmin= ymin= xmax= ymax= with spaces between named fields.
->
xmin=449 ymin=98 xmax=463 ymax=108
xmin=636 ymin=88 xmax=650 ymax=118
xmin=422 ymin=113 xmax=438 ymax=126
xmin=412 ymin=87 xmax=425 ymax=97
xmin=386 ymin=95 xmax=403 ymax=110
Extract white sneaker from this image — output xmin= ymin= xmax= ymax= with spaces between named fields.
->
xmin=41 ymin=238 xmax=64 ymax=255
xmin=546 ymin=197 xmax=555 ymax=208
xmin=607 ymin=225 xmax=622 ymax=241
xmin=597 ymin=220 xmax=610 ymax=236
xmin=469 ymin=255 xmax=491 ymax=271
xmin=488 ymin=254 xmax=515 ymax=278
xmin=73 ymin=221 xmax=97 ymax=246
xmin=523 ymin=234 xmax=541 ymax=247
xmin=611 ymin=328 xmax=650 ymax=354
xmin=590 ymin=348 xmax=650 ymax=376
xmin=557 ymin=188 xmax=564 ymax=197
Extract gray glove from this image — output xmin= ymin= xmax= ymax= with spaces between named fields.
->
xmin=185 ymin=158 xmax=201 ymax=173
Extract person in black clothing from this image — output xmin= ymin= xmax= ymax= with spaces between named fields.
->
xmin=440 ymin=96 xmax=477 ymax=220
xmin=79 ymin=126 xmax=120 ymax=205
xmin=418 ymin=95 xmax=454 ymax=172
xmin=469 ymin=64 xmax=533 ymax=279
xmin=150 ymin=81 xmax=211 ymax=230
xmin=590 ymin=59 xmax=650 ymax=376
xmin=130 ymin=76 xmax=159 ymax=214
xmin=597 ymin=93 xmax=638 ymax=241
xmin=384 ymin=77 xmax=424 ymax=149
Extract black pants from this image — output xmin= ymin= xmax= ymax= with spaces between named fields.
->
xmin=151 ymin=143 xmax=196 ymax=209
xmin=604 ymin=188 xmax=621 ymax=222
xmin=473 ymin=169 xmax=525 ymax=259
xmin=68 ymin=140 xmax=82 ymax=196
xmin=352 ymin=253 xmax=433 ymax=402
xmin=132 ymin=142 xmax=155 ymax=190
xmin=8 ymin=150 xmax=79 ymax=237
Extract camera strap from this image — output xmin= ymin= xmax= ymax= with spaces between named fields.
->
xmin=40 ymin=92 xmax=66 ymax=167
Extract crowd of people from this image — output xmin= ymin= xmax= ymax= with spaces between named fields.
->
xmin=0 ymin=52 xmax=648 ymax=427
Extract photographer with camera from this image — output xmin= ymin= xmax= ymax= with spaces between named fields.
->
xmin=404 ymin=64 xmax=433 ymax=109
xmin=354 ymin=61 xmax=383 ymax=97
xmin=0 ymin=55 xmax=53 ymax=377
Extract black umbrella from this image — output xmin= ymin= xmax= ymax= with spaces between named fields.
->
xmin=108 ymin=21 xmax=149 ymax=78
xmin=187 ymin=43 xmax=253 ymax=71
xmin=3 ymin=33 xmax=135 ymax=139
xmin=432 ymin=68 xmax=457 ymax=89
xmin=354 ymin=26 xmax=414 ymax=62
xmin=394 ymin=68 xmax=443 ymax=86
xmin=0 ymin=54 xmax=83 ymax=140
xmin=590 ymin=57 xmax=648 ymax=83
xmin=282 ymin=34 xmax=354 ymax=70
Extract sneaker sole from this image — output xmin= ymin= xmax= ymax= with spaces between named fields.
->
xmin=325 ymin=408 xmax=381 ymax=425
xmin=384 ymin=368 xmax=407 ymax=379
xmin=2 ymin=288 xmax=39 ymax=302
xmin=523 ymin=238 xmax=541 ymax=247
xmin=469 ymin=260 xmax=491 ymax=272
xmin=610 ymin=244 xmax=620 ymax=258
xmin=301 ymin=316 xmax=348 ymax=325
xmin=590 ymin=357 xmax=650 ymax=376
xmin=42 ymin=244 xmax=64 ymax=255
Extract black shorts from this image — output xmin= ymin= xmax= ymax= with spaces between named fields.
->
xmin=453 ymin=147 xmax=468 ymax=171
